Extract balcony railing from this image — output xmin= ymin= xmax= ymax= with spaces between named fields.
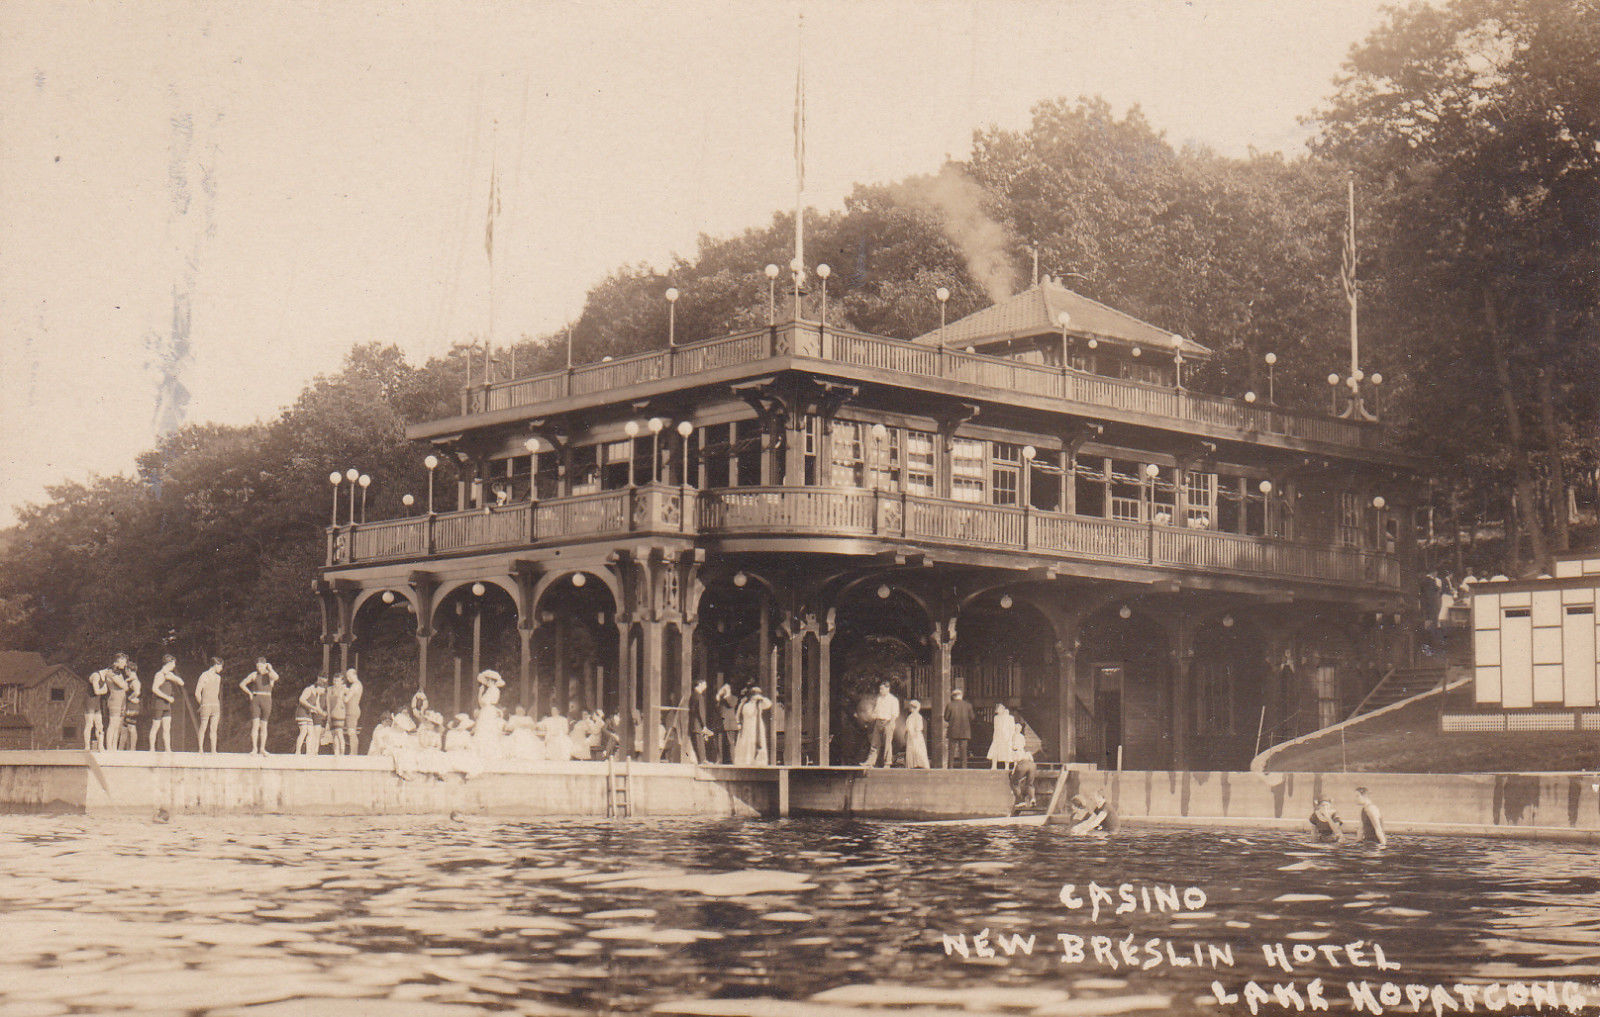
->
xmin=329 ymin=485 xmax=1399 ymax=589
xmin=454 ymin=322 xmax=1381 ymax=451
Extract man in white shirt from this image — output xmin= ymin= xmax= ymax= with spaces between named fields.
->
xmin=861 ymin=682 xmax=900 ymax=768
xmin=194 ymin=657 xmax=223 ymax=753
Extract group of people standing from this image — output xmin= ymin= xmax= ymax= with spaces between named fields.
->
xmin=290 ymin=670 xmax=365 ymax=756
xmin=82 ymin=652 xmax=354 ymax=756
xmin=860 ymin=684 xmax=1035 ymax=770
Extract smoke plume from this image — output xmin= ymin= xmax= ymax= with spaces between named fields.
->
xmin=891 ymin=163 xmax=1018 ymax=304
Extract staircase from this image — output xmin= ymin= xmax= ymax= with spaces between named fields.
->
xmin=1348 ymin=665 xmax=1450 ymax=719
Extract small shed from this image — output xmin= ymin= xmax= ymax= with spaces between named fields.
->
xmin=0 ymin=651 xmax=88 ymax=749
xmin=1469 ymin=555 xmax=1600 ymax=720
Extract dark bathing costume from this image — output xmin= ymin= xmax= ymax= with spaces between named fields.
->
xmin=246 ymin=671 xmax=277 ymax=720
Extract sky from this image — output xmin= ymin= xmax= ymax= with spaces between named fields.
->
xmin=0 ymin=0 xmax=1395 ymax=524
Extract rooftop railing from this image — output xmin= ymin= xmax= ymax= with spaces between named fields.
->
xmin=455 ymin=322 xmax=1382 ymax=451
xmin=328 ymin=485 xmax=1399 ymax=590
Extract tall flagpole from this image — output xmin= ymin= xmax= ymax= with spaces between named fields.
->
xmin=485 ymin=122 xmax=500 ymax=385
xmin=1345 ymin=173 xmax=1358 ymax=382
xmin=793 ymin=10 xmax=805 ymax=321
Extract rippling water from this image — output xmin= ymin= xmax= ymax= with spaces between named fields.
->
xmin=2 ymin=816 xmax=1597 ymax=1016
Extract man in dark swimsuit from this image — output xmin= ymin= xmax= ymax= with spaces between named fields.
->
xmin=1355 ymin=787 xmax=1387 ymax=846
xmin=240 ymin=658 xmax=279 ymax=755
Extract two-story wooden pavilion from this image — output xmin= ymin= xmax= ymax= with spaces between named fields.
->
xmin=317 ymin=277 xmax=1415 ymax=770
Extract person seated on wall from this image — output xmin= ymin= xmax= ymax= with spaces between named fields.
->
xmin=1355 ymin=787 xmax=1387 ymax=847
xmin=1309 ymin=798 xmax=1345 ymax=843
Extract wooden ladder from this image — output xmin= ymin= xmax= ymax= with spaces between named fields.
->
xmin=606 ymin=757 xmax=632 ymax=819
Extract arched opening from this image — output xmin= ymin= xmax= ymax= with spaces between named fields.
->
xmin=952 ymin=593 xmax=1060 ymax=763
xmin=433 ymin=581 xmax=519 ymax=719
xmin=1189 ymin=616 xmax=1271 ymax=770
xmin=532 ymin=572 xmax=618 ymax=723
xmin=1077 ymin=604 xmax=1171 ymax=770
xmin=829 ymin=581 xmax=932 ymax=767
xmin=696 ymin=579 xmax=777 ymax=760
xmin=1291 ymin=617 xmax=1361 ymax=734
xmin=348 ymin=590 xmax=422 ymax=724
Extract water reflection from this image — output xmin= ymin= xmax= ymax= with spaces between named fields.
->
xmin=0 ymin=816 xmax=1595 ymax=1015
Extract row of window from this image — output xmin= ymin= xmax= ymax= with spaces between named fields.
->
xmin=474 ymin=420 xmax=1382 ymax=545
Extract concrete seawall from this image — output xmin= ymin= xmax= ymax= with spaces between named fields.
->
xmin=0 ymin=751 xmax=774 ymax=818
xmin=1066 ymin=769 xmax=1600 ymax=843
xmin=0 ymin=751 xmax=1014 ymax=820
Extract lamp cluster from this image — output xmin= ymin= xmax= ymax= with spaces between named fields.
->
xmin=327 ymin=468 xmax=373 ymax=526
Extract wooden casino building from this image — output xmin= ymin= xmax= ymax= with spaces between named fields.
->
xmin=316 ymin=276 xmax=1417 ymax=770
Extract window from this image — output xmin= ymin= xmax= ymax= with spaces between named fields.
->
xmin=733 ymin=420 xmax=764 ymax=487
xmin=1074 ymin=456 xmax=1108 ymax=517
xmin=1109 ymin=460 xmax=1146 ymax=521
xmin=829 ymin=421 xmax=866 ymax=488
xmin=600 ymin=439 xmax=632 ymax=490
xmin=701 ymin=423 xmax=731 ymax=488
xmin=569 ymin=445 xmax=599 ymax=496
xmin=0 ymin=684 xmax=19 ymax=712
xmin=802 ymin=418 xmax=820 ymax=486
xmin=63 ymin=726 xmax=76 ymax=740
xmin=904 ymin=431 xmax=935 ymax=496
xmin=1337 ymin=492 xmax=1364 ymax=548
xmin=1184 ymin=472 xmax=1217 ymax=527
xmin=49 ymin=688 xmax=65 ymax=702
xmin=990 ymin=443 xmax=1021 ymax=506
xmin=1311 ymin=666 xmax=1341 ymax=728
xmin=951 ymin=439 xmax=986 ymax=503
xmin=1029 ymin=452 xmax=1061 ymax=511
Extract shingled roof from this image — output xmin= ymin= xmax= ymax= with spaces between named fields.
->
xmin=0 ymin=651 xmax=77 ymax=689
xmin=914 ymin=277 xmax=1212 ymax=358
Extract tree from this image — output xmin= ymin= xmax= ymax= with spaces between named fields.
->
xmin=1311 ymin=0 xmax=1600 ymax=572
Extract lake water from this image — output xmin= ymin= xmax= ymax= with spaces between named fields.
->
xmin=1 ymin=816 xmax=1597 ymax=1016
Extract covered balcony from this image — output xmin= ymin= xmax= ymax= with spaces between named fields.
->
xmin=326 ymin=483 xmax=1401 ymax=592
xmin=420 ymin=320 xmax=1393 ymax=460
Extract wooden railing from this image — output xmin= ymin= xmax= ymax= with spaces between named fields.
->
xmin=331 ymin=485 xmax=1400 ymax=589
xmin=456 ymin=321 xmax=1381 ymax=451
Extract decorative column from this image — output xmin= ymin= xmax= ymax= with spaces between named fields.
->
xmin=518 ymin=622 xmax=536 ymax=715
xmin=784 ymin=617 xmax=805 ymax=766
xmin=640 ymin=619 xmax=665 ymax=762
xmin=817 ymin=609 xmax=835 ymax=765
xmin=758 ymin=589 xmax=775 ymax=760
xmin=615 ymin=618 xmax=635 ymax=757
xmin=930 ymin=617 xmax=956 ymax=767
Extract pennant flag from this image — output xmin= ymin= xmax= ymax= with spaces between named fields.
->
xmin=793 ymin=16 xmax=805 ymax=194
xmin=485 ymin=166 xmax=501 ymax=262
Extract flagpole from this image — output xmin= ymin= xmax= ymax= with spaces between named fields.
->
xmin=485 ymin=122 xmax=499 ymax=386
xmin=793 ymin=10 xmax=805 ymax=322
xmin=1347 ymin=174 xmax=1358 ymax=382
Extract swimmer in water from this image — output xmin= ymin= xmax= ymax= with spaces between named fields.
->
xmin=1354 ymin=786 xmax=1387 ymax=846
xmin=1309 ymin=798 xmax=1344 ymax=843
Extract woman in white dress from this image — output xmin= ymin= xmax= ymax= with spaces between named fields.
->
xmin=732 ymin=686 xmax=771 ymax=766
xmin=903 ymin=699 xmax=931 ymax=769
xmin=987 ymin=703 xmax=1016 ymax=769
xmin=506 ymin=705 xmax=543 ymax=761
xmin=537 ymin=705 xmax=572 ymax=762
